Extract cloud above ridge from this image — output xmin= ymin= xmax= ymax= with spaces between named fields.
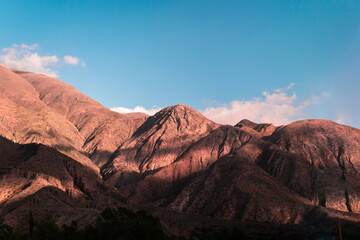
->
xmin=0 ymin=43 xmax=85 ymax=77
xmin=0 ymin=44 xmax=59 ymax=77
xmin=111 ymin=105 xmax=163 ymax=116
xmin=200 ymin=84 xmax=317 ymax=126
xmin=111 ymin=84 xmax=321 ymax=125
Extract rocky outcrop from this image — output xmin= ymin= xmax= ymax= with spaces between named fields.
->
xmin=102 ymin=104 xmax=219 ymax=187
xmin=235 ymin=119 xmax=277 ymax=138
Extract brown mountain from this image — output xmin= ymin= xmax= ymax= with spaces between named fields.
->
xmin=196 ymin=120 xmax=360 ymax=221
xmin=112 ymin=116 xmax=360 ymax=228
xmin=2 ymin=67 xmax=360 ymax=236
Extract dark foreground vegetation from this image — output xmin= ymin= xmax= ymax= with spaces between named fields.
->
xmin=0 ymin=208 xmax=174 ymax=240
xmin=1 ymin=207 xmax=360 ymax=240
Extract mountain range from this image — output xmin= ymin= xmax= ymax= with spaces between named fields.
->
xmin=1 ymin=64 xmax=360 ymax=237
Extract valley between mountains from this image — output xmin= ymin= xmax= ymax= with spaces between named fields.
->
xmin=1 ymin=64 xmax=360 ymax=236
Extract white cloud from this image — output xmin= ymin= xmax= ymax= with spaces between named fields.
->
xmin=0 ymin=43 xmax=86 ymax=77
xmin=64 ymin=55 xmax=79 ymax=65
xmin=0 ymin=43 xmax=59 ymax=77
xmin=200 ymin=84 xmax=317 ymax=126
xmin=335 ymin=112 xmax=351 ymax=126
xmin=274 ymin=82 xmax=294 ymax=93
xmin=12 ymin=43 xmax=39 ymax=50
xmin=111 ymin=105 xmax=163 ymax=116
xmin=64 ymin=55 xmax=85 ymax=66
xmin=110 ymin=85 xmax=320 ymax=125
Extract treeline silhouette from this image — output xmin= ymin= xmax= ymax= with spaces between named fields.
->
xmin=0 ymin=208 xmax=176 ymax=240
xmin=2 ymin=207 xmax=358 ymax=240
xmin=0 ymin=208 xmax=247 ymax=240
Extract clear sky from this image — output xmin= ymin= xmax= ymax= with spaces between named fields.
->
xmin=1 ymin=0 xmax=360 ymax=126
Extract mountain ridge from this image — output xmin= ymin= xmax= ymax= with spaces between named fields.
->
xmin=1 ymin=67 xmax=360 ymax=236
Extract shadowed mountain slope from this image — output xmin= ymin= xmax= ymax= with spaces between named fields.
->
xmin=102 ymin=104 xmax=219 ymax=187
xmin=112 ymin=119 xmax=360 ymax=228
xmin=262 ymin=119 xmax=360 ymax=213
xmin=120 ymin=125 xmax=254 ymax=205
xmin=0 ymin=136 xmax=123 ymax=230
xmin=2 ymin=67 xmax=360 ymax=235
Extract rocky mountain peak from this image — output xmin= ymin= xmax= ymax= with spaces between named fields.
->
xmin=102 ymin=104 xmax=220 ymax=186
xmin=133 ymin=104 xmax=217 ymax=137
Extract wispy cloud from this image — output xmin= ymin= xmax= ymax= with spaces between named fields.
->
xmin=64 ymin=55 xmax=85 ymax=66
xmin=111 ymin=105 xmax=162 ymax=116
xmin=64 ymin=56 xmax=79 ymax=65
xmin=12 ymin=43 xmax=39 ymax=50
xmin=200 ymin=84 xmax=318 ymax=126
xmin=0 ymin=43 xmax=86 ymax=77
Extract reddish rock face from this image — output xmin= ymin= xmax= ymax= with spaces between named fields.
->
xmin=0 ymin=136 xmax=123 ymax=230
xmin=121 ymin=125 xmax=253 ymax=205
xmin=113 ymin=118 xmax=360 ymax=225
xmin=0 ymin=66 xmax=140 ymax=171
xmin=123 ymin=112 xmax=150 ymax=129
xmin=123 ymin=112 xmax=150 ymax=119
xmin=235 ymin=119 xmax=277 ymax=137
xmin=0 ymin=65 xmax=98 ymax=172
xmin=263 ymin=119 xmax=360 ymax=213
xmin=168 ymin=154 xmax=307 ymax=224
xmin=102 ymin=104 xmax=219 ymax=187
xmin=3 ymin=67 xmax=360 ymax=234
xmin=15 ymin=70 xmax=138 ymax=168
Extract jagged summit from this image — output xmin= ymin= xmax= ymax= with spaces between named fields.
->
xmin=133 ymin=104 xmax=216 ymax=137
xmin=102 ymin=104 xmax=219 ymax=186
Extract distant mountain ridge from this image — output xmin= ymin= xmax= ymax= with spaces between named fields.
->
xmin=1 ymin=66 xmax=360 ymax=235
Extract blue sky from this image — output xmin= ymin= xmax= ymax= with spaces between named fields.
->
xmin=1 ymin=0 xmax=360 ymax=126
